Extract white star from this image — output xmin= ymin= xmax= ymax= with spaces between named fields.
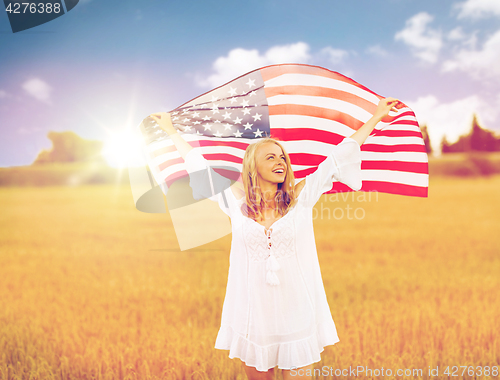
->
xmin=234 ymin=130 xmax=243 ymax=138
xmin=183 ymin=118 xmax=191 ymax=123
xmin=211 ymin=103 xmax=220 ymax=114
xmin=242 ymin=108 xmax=251 ymax=115
xmin=224 ymin=123 xmax=232 ymax=130
xmin=193 ymin=120 xmax=201 ymax=125
xmin=211 ymin=95 xmax=219 ymax=102
xmin=240 ymin=99 xmax=249 ymax=107
xmin=214 ymin=119 xmax=221 ymax=123
xmin=214 ymin=130 xmax=223 ymax=138
xmin=204 ymin=124 xmax=212 ymax=131
xmin=196 ymin=130 xmax=201 ymax=135
xmin=171 ymin=111 xmax=179 ymax=115
xmin=183 ymin=125 xmax=192 ymax=131
xmin=246 ymin=78 xmax=256 ymax=88
xmin=182 ymin=109 xmax=190 ymax=114
xmin=151 ymin=123 xmax=159 ymax=128
xmin=192 ymin=112 xmax=200 ymax=118
xmin=228 ymin=87 xmax=238 ymax=96
xmin=233 ymin=116 xmax=242 ymax=124
xmin=202 ymin=115 xmax=211 ymax=121
xmin=244 ymin=122 xmax=253 ymax=130
xmin=253 ymin=128 xmax=263 ymax=137
xmin=222 ymin=111 xmax=232 ymax=120
xmin=154 ymin=130 xmax=162 ymax=135
xmin=229 ymin=97 xmax=238 ymax=104
xmin=252 ymin=113 xmax=262 ymax=121
xmin=172 ymin=116 xmax=179 ymax=121
xmin=249 ymin=91 xmax=256 ymax=97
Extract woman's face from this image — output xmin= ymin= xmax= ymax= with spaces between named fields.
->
xmin=255 ymin=142 xmax=287 ymax=186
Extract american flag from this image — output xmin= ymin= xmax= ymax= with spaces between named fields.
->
xmin=139 ymin=64 xmax=429 ymax=198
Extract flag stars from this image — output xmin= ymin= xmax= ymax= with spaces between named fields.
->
xmin=229 ymin=97 xmax=238 ymax=104
xmin=234 ymin=130 xmax=243 ymax=138
xmin=154 ymin=129 xmax=162 ymax=135
xmin=193 ymin=120 xmax=201 ymax=125
xmin=224 ymin=123 xmax=232 ymax=130
xmin=211 ymin=103 xmax=220 ymax=114
xmin=249 ymin=91 xmax=256 ymax=97
xmin=253 ymin=128 xmax=263 ymax=137
xmin=183 ymin=118 xmax=191 ymax=123
xmin=252 ymin=113 xmax=262 ymax=121
xmin=244 ymin=122 xmax=253 ymax=130
xmin=202 ymin=115 xmax=211 ymax=121
xmin=204 ymin=124 xmax=212 ymax=131
xmin=222 ymin=111 xmax=232 ymax=120
xmin=246 ymin=78 xmax=256 ymax=88
xmin=211 ymin=95 xmax=219 ymax=102
xmin=240 ymin=99 xmax=249 ymax=107
xmin=183 ymin=125 xmax=192 ymax=132
xmin=192 ymin=112 xmax=200 ymax=118
xmin=228 ymin=87 xmax=238 ymax=96
xmin=242 ymin=108 xmax=251 ymax=115
xmin=233 ymin=116 xmax=242 ymax=124
xmin=214 ymin=130 xmax=223 ymax=138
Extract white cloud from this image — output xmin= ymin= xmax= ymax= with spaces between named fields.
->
xmin=447 ymin=27 xmax=466 ymax=41
xmin=22 ymin=78 xmax=52 ymax=104
xmin=442 ymin=29 xmax=500 ymax=81
xmin=395 ymin=12 xmax=443 ymax=64
xmin=197 ymin=42 xmax=311 ymax=88
xmin=320 ymin=47 xmax=349 ymax=64
xmin=455 ymin=0 xmax=500 ymax=19
xmin=407 ymin=94 xmax=498 ymax=153
xmin=366 ymin=44 xmax=389 ymax=57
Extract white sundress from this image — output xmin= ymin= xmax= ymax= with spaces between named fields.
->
xmin=183 ymin=137 xmax=362 ymax=372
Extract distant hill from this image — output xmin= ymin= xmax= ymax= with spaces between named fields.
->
xmin=33 ymin=131 xmax=106 ymax=164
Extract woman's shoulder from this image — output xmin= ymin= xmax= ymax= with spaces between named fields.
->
xmin=294 ymin=179 xmax=306 ymax=198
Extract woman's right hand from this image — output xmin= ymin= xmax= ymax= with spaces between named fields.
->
xmin=149 ymin=112 xmax=177 ymax=136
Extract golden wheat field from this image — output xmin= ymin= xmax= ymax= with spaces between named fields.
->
xmin=1 ymin=175 xmax=499 ymax=380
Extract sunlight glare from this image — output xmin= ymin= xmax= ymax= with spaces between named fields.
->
xmin=102 ymin=130 xmax=146 ymax=168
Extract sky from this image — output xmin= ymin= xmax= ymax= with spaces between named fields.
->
xmin=1 ymin=0 xmax=499 ymax=166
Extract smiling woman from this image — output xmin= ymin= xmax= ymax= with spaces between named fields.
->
xmin=148 ymin=99 xmax=397 ymax=380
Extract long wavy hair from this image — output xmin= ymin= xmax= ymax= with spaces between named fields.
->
xmin=241 ymin=138 xmax=296 ymax=221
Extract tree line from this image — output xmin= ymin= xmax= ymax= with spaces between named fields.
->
xmin=420 ymin=114 xmax=500 ymax=154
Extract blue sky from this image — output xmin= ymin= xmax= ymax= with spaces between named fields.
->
xmin=1 ymin=0 xmax=499 ymax=166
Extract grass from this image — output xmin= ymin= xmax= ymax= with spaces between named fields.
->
xmin=0 ymin=175 xmax=499 ymax=379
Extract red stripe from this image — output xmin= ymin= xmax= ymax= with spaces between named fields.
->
xmin=264 ymin=85 xmax=378 ymax=114
xmin=271 ymin=128 xmax=345 ymax=144
xmin=204 ymin=153 xmax=243 ymax=164
xmin=361 ymin=160 xmax=429 ymax=174
xmin=372 ymin=129 xmax=422 ymax=138
xmin=329 ymin=181 xmax=428 ymax=197
xmin=269 ymin=104 xmax=363 ymax=130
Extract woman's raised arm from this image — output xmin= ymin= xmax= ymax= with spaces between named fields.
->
xmin=349 ymin=97 xmax=400 ymax=146
xmin=149 ymin=112 xmax=193 ymax=159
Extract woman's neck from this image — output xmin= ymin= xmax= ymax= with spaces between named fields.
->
xmin=259 ymin=180 xmax=278 ymax=207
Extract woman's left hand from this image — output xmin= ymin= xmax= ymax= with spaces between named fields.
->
xmin=374 ymin=97 xmax=400 ymax=121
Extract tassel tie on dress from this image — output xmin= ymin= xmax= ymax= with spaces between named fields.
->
xmin=265 ymin=228 xmax=280 ymax=286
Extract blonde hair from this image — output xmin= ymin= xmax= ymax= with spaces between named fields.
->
xmin=241 ymin=138 xmax=296 ymax=221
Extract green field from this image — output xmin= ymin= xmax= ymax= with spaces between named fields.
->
xmin=1 ymin=176 xmax=499 ymax=379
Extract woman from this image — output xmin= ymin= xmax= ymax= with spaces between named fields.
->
xmin=150 ymin=97 xmax=400 ymax=380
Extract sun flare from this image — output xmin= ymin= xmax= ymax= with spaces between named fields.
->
xmin=102 ymin=130 xmax=146 ymax=168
